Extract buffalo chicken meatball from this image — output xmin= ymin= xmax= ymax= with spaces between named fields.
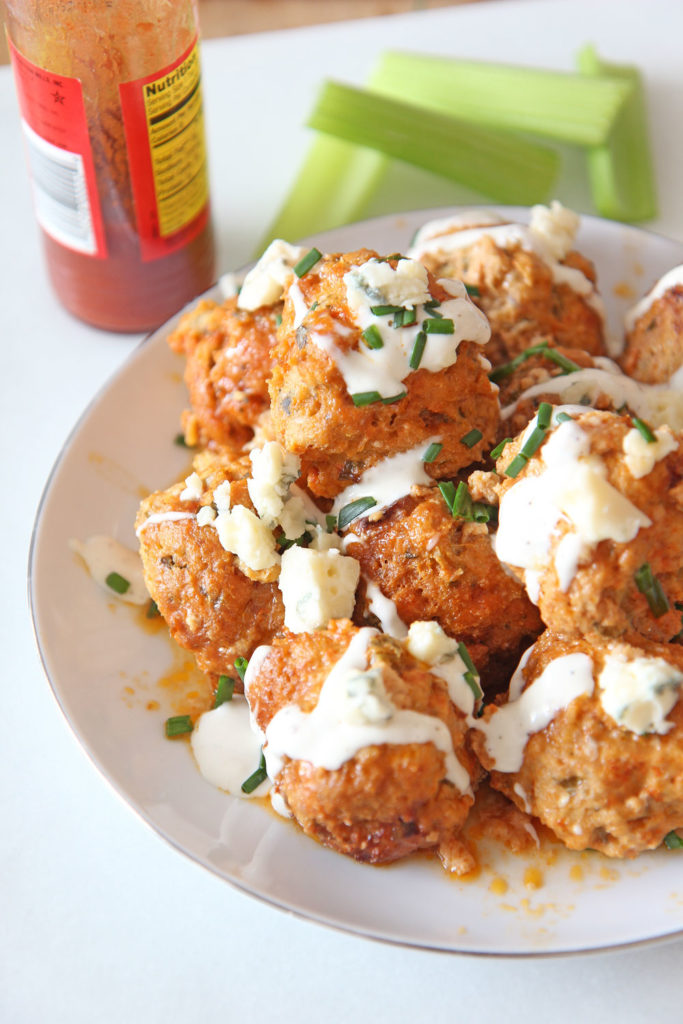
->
xmin=268 ymin=248 xmax=499 ymax=499
xmin=470 ymin=408 xmax=683 ymax=644
xmin=245 ymin=620 xmax=481 ymax=871
xmin=167 ymin=294 xmax=277 ymax=453
xmin=620 ymin=265 xmax=683 ymax=384
xmin=136 ymin=449 xmax=286 ymax=682
xmin=408 ymin=203 xmax=606 ymax=368
xmin=344 ymin=486 xmax=542 ymax=685
xmin=471 ymin=629 xmax=683 ymax=858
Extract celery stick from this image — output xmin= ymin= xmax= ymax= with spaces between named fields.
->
xmin=576 ymin=45 xmax=657 ymax=222
xmin=258 ymin=134 xmax=387 ymax=251
xmin=307 ymin=80 xmax=558 ymax=206
xmin=369 ymin=52 xmax=632 ymax=146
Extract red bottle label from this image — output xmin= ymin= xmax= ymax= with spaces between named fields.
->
xmin=119 ymin=38 xmax=211 ymax=262
xmin=8 ymin=39 xmax=107 ymax=258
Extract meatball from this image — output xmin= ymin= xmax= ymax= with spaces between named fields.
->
xmin=470 ymin=408 xmax=683 ymax=643
xmin=167 ymin=295 xmax=277 ymax=453
xmin=135 ymin=450 xmax=285 ymax=682
xmin=408 ymin=206 xmax=606 ymax=368
xmin=345 ymin=486 xmax=542 ymax=686
xmin=471 ymin=629 xmax=683 ymax=858
xmin=620 ymin=267 xmax=683 ymax=384
xmin=268 ymin=248 xmax=499 ymax=499
xmin=246 ymin=620 xmax=480 ymax=871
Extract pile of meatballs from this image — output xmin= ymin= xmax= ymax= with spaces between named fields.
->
xmin=136 ymin=203 xmax=683 ymax=875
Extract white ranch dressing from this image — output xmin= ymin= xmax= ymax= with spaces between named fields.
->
xmin=407 ymin=216 xmax=605 ymax=322
xmin=474 ymin=652 xmax=595 ymax=772
xmin=69 ymin=535 xmax=149 ymax=605
xmin=190 ymin=697 xmax=270 ymax=798
xmin=410 ymin=209 xmax=506 ymax=250
xmin=237 ymin=238 xmax=305 ymax=311
xmin=405 ymin=620 xmax=478 ymax=716
xmin=501 ymin=357 xmax=683 ymax=432
xmin=495 ymin=415 xmax=652 ymax=595
xmin=332 ymin=439 xmax=439 ymax=522
xmin=598 ymin=652 xmax=683 ymax=735
xmin=624 ymin=263 xmax=683 ymax=332
xmin=263 ymin=627 xmax=471 ymax=793
xmin=301 ymin=257 xmax=489 ymax=399
xmin=135 ymin=511 xmax=195 ymax=535
xmin=365 ymin=580 xmax=408 ymax=638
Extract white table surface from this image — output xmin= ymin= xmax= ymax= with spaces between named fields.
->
xmin=3 ymin=0 xmax=683 ymax=1020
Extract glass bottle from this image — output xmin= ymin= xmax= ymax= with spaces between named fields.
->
xmin=3 ymin=0 xmax=216 ymax=332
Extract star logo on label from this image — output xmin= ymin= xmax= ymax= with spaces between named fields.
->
xmin=52 ymin=89 xmax=65 ymax=104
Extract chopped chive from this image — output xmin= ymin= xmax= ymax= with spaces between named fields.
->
xmin=214 ymin=675 xmax=235 ymax=708
xmin=293 ymin=247 xmax=322 ymax=278
xmin=423 ymin=441 xmax=443 ymax=463
xmin=370 ymin=304 xmax=404 ymax=316
xmin=488 ymin=341 xmax=580 ymax=383
xmin=438 ymin=480 xmax=457 ymax=515
xmin=275 ymin=313 xmax=283 ymax=326
xmin=664 ymin=830 xmax=683 ymax=850
xmin=520 ymin=425 xmax=548 ymax=460
xmin=174 ymin=432 xmax=192 ymax=447
xmin=461 ymin=428 xmax=483 ymax=449
xmin=338 ymin=496 xmax=377 ymax=530
xmin=505 ymin=453 xmax=529 ymax=479
xmin=632 ymin=416 xmax=656 ymax=443
xmin=351 ymin=390 xmax=382 ymax=406
xmin=381 ymin=391 xmax=406 ymax=405
xmin=241 ymin=751 xmax=268 ymax=794
xmin=490 ymin=437 xmax=512 ymax=460
xmin=452 ymin=481 xmax=473 ymax=518
xmin=165 ymin=715 xmax=193 ymax=738
xmin=423 ymin=300 xmax=443 ymax=318
xmin=458 ymin=642 xmax=483 ymax=699
xmin=634 ymin=563 xmax=669 ymax=618
xmin=409 ymin=331 xmax=427 ymax=369
xmin=146 ymin=598 xmax=160 ymax=619
xmin=309 ymin=300 xmax=319 ymax=312
xmin=394 ymin=307 xmax=417 ymax=327
xmin=423 ymin=317 xmax=454 ymax=334
xmin=326 ymin=513 xmax=338 ymax=532
xmin=448 ymin=481 xmax=496 ymax=524
xmin=105 ymin=571 xmax=130 ymax=595
xmin=555 ymin=412 xmax=574 ymax=423
xmin=465 ymin=283 xmax=481 ymax=297
xmin=536 ymin=402 xmax=553 ymax=430
xmin=361 ymin=324 xmax=384 ymax=349
xmin=234 ymin=657 xmax=249 ymax=683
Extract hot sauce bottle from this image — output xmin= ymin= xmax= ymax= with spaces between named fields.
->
xmin=4 ymin=0 xmax=216 ymax=332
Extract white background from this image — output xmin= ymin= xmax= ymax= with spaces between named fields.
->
xmin=3 ymin=1 xmax=683 ymax=1020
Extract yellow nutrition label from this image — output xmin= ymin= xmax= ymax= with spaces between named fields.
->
xmin=141 ymin=43 xmax=209 ymax=238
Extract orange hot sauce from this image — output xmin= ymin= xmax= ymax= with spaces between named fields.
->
xmin=4 ymin=0 xmax=216 ymax=332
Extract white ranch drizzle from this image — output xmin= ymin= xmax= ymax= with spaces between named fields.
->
xmin=407 ymin=218 xmax=605 ymax=322
xmin=410 ymin=209 xmax=506 ymax=250
xmin=190 ymin=697 xmax=270 ymax=798
xmin=299 ymin=257 xmax=490 ymax=399
xmin=135 ymin=511 xmax=195 ymax=535
xmin=495 ymin=414 xmax=652 ymax=596
xmin=501 ymin=357 xmax=683 ymax=432
xmin=332 ymin=439 xmax=439 ymax=523
xmin=365 ymin=580 xmax=408 ymax=638
xmin=624 ymin=264 xmax=683 ymax=333
xmin=263 ymin=627 xmax=471 ymax=793
xmin=473 ymin=652 xmax=594 ymax=772
xmin=69 ymin=535 xmax=149 ymax=605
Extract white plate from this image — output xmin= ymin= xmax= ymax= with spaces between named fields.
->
xmin=29 ymin=208 xmax=683 ymax=957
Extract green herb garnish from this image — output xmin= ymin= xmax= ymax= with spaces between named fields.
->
xmin=165 ymin=715 xmax=193 ymax=738
xmin=146 ymin=599 xmax=160 ymax=619
xmin=409 ymin=331 xmax=427 ymax=370
xmin=423 ymin=317 xmax=454 ymax=334
xmin=338 ymin=496 xmax=377 ymax=530
xmin=241 ymin=751 xmax=268 ymax=794
xmin=461 ymin=428 xmax=483 ymax=449
xmin=214 ymin=675 xmax=235 ymax=708
xmin=234 ymin=657 xmax=249 ymax=683
xmin=362 ymin=324 xmax=384 ymax=349
xmin=293 ymin=247 xmax=322 ymax=277
xmin=423 ymin=441 xmax=443 ymax=464
xmin=634 ymin=563 xmax=669 ymax=618
xmin=490 ymin=437 xmax=512 ymax=460
xmin=105 ymin=571 xmax=130 ymax=595
xmin=664 ymin=830 xmax=683 ymax=850
xmin=632 ymin=416 xmax=656 ymax=443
